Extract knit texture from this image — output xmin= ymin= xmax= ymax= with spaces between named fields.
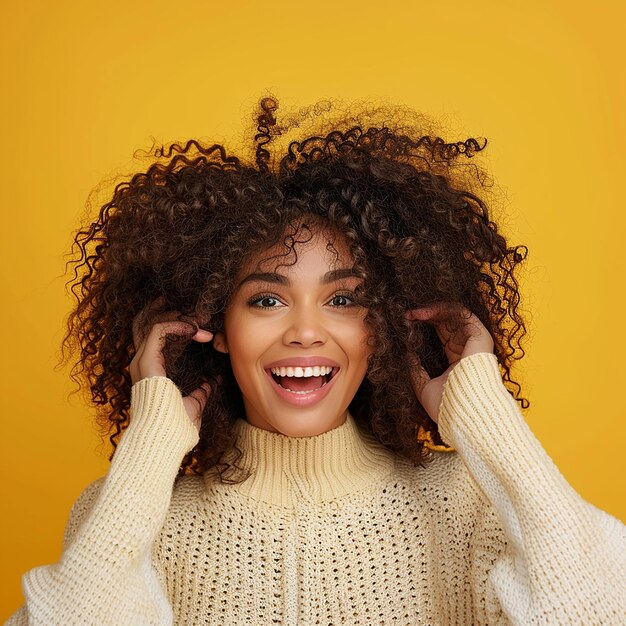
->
xmin=6 ymin=352 xmax=626 ymax=625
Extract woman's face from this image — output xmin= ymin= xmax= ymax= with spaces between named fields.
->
xmin=213 ymin=227 xmax=373 ymax=436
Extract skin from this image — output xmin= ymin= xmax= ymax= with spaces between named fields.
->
xmin=129 ymin=300 xmax=213 ymax=432
xmin=405 ymin=304 xmax=495 ymax=424
xmin=129 ymin=229 xmax=495 ymax=433
xmin=212 ymin=228 xmax=373 ymax=437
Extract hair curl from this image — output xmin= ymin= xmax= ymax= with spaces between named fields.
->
xmin=62 ymin=95 xmax=530 ymax=482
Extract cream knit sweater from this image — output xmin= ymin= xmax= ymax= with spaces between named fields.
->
xmin=6 ymin=352 xmax=626 ymax=625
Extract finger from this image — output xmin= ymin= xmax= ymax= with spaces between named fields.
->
xmin=405 ymin=303 xmax=461 ymax=344
xmin=406 ymin=301 xmax=475 ymax=345
xmin=129 ymin=316 xmax=169 ymax=382
xmin=430 ymin=307 xmax=492 ymax=359
xmin=407 ymin=353 xmax=431 ymax=392
xmin=135 ymin=309 xmax=195 ymax=352
xmin=132 ymin=296 xmax=167 ymax=348
xmin=187 ymin=382 xmax=212 ymax=408
xmin=404 ymin=302 xmax=445 ymax=319
xmin=137 ymin=320 xmax=199 ymax=378
xmin=404 ymin=307 xmax=436 ymax=321
xmin=405 ymin=303 xmax=453 ymax=347
xmin=144 ymin=319 xmax=198 ymax=353
xmin=176 ymin=312 xmax=215 ymax=343
xmin=132 ymin=296 xmax=165 ymax=346
xmin=405 ymin=301 xmax=462 ymax=321
xmin=191 ymin=329 xmax=214 ymax=342
xmin=183 ymin=382 xmax=212 ymax=430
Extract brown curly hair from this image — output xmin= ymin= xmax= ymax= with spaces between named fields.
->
xmin=62 ymin=95 xmax=530 ymax=482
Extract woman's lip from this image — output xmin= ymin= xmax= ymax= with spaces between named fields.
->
xmin=265 ymin=368 xmax=339 ymax=407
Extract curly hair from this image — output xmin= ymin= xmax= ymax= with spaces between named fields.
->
xmin=62 ymin=95 xmax=530 ymax=483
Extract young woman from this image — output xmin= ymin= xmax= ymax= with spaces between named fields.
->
xmin=7 ymin=97 xmax=625 ymax=625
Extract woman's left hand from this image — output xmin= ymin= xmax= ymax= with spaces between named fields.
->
xmin=404 ymin=302 xmax=495 ymax=424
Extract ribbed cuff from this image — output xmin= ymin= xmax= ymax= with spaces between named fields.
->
xmin=437 ymin=352 xmax=503 ymax=449
xmin=77 ymin=376 xmax=199 ymax=532
xmin=127 ymin=376 xmax=200 ymax=462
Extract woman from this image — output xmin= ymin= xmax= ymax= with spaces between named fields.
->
xmin=6 ymin=97 xmax=625 ymax=625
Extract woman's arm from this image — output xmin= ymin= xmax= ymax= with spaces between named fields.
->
xmin=437 ymin=351 xmax=626 ymax=625
xmin=5 ymin=479 xmax=104 ymax=626
xmin=5 ymin=376 xmax=199 ymax=626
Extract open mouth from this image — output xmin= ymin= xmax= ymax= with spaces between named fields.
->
xmin=268 ymin=366 xmax=339 ymax=395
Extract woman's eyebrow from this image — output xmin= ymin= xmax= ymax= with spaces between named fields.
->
xmin=235 ymin=268 xmax=361 ymax=290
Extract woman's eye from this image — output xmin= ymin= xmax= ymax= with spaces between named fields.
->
xmin=250 ymin=295 xmax=281 ymax=308
xmin=329 ymin=294 xmax=354 ymax=307
xmin=256 ymin=297 xmax=278 ymax=309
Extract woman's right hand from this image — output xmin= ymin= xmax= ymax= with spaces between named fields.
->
xmin=129 ymin=298 xmax=215 ymax=431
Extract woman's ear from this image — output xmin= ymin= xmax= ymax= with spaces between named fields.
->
xmin=212 ymin=331 xmax=229 ymax=354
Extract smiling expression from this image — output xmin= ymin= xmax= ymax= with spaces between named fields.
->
xmin=213 ymin=223 xmax=373 ymax=436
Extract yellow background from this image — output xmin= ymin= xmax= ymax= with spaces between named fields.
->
xmin=1 ymin=0 xmax=624 ymax=617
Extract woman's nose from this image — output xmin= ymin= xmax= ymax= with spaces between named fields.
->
xmin=282 ymin=307 xmax=328 ymax=347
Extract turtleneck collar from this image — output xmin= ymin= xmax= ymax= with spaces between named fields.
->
xmin=213 ymin=413 xmax=396 ymax=508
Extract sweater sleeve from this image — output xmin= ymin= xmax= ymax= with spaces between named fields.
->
xmin=5 ymin=376 xmax=199 ymax=626
xmin=436 ymin=351 xmax=626 ymax=625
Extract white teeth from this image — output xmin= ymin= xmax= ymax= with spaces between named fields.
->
xmin=270 ymin=365 xmax=333 ymax=378
xmin=281 ymin=380 xmax=330 ymax=394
